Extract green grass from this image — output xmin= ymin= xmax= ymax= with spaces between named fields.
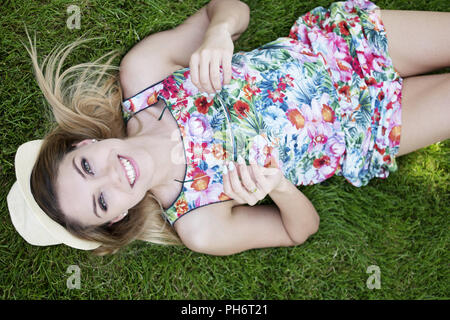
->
xmin=1 ymin=0 xmax=449 ymax=299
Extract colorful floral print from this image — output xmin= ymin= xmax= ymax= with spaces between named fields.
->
xmin=122 ymin=0 xmax=402 ymax=225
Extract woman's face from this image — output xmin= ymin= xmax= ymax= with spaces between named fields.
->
xmin=55 ymin=138 xmax=154 ymax=227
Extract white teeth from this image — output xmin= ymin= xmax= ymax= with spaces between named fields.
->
xmin=119 ymin=157 xmax=135 ymax=185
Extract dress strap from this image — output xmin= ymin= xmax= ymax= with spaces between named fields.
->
xmin=173 ymin=174 xmax=211 ymax=184
xmin=157 ymin=103 xmax=170 ymax=121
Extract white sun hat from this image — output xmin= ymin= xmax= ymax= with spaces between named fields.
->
xmin=6 ymin=140 xmax=101 ymax=250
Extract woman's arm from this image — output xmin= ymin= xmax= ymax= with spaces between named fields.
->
xmin=176 ymin=163 xmax=320 ymax=256
xmin=120 ymin=0 xmax=250 ymax=98
xmin=268 ymin=176 xmax=320 ymax=244
xmin=189 ymin=0 xmax=250 ymax=93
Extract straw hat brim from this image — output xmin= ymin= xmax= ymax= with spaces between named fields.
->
xmin=7 ymin=140 xmax=101 ymax=250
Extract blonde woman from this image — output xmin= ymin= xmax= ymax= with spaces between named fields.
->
xmin=7 ymin=0 xmax=450 ymax=256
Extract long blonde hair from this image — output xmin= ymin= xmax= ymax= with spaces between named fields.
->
xmin=23 ymin=29 xmax=181 ymax=255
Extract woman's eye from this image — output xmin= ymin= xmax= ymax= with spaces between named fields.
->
xmin=81 ymin=158 xmax=94 ymax=175
xmin=99 ymin=193 xmax=107 ymax=211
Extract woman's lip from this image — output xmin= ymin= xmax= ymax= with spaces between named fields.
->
xmin=118 ymin=154 xmax=140 ymax=187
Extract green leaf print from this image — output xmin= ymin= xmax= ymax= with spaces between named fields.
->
xmin=352 ymin=90 xmax=372 ymax=129
xmin=364 ymin=26 xmax=388 ymax=53
xmin=232 ymin=88 xmax=241 ymax=98
xmin=249 ymin=57 xmax=272 ymax=73
xmin=303 ymin=62 xmax=317 ymax=78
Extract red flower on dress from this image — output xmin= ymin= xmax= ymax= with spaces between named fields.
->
xmin=303 ymin=12 xmax=318 ymax=27
xmin=366 ymin=77 xmax=377 ymax=86
xmin=129 ymin=100 xmax=135 ymax=112
xmin=233 ymin=100 xmax=250 ymax=119
xmin=175 ymin=199 xmax=188 ymax=216
xmin=283 ymin=74 xmax=295 ymax=87
xmin=374 ymin=143 xmax=386 ymax=155
xmin=268 ymin=89 xmax=285 ymax=103
xmin=338 ymin=21 xmax=350 ymax=36
xmin=161 ymin=76 xmax=179 ymax=99
xmin=372 ymin=108 xmax=381 ymax=124
xmin=194 ymin=96 xmax=214 ymax=114
xmin=190 ymin=167 xmax=210 ymax=191
xmin=313 ymin=155 xmax=331 ymax=169
xmin=338 ymin=85 xmax=351 ymax=101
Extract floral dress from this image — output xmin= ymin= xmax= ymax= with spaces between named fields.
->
xmin=122 ymin=0 xmax=403 ymax=226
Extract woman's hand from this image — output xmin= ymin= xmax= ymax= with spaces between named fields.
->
xmin=189 ymin=25 xmax=234 ymax=94
xmin=222 ymin=155 xmax=284 ymax=206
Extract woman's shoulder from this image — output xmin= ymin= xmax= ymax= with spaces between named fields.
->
xmin=174 ymin=199 xmax=238 ymax=237
xmin=120 ymin=54 xmax=182 ymax=102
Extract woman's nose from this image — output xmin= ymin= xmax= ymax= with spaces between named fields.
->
xmin=96 ymin=161 xmax=126 ymax=190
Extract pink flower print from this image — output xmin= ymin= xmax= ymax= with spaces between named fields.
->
xmin=302 ymin=93 xmax=331 ymax=124
xmin=182 ymin=72 xmax=200 ymax=96
xmin=301 ymin=94 xmax=334 ymax=152
xmin=289 ymin=22 xmax=299 ymax=40
xmin=185 ymin=182 xmax=223 ymax=207
xmin=356 ymin=50 xmax=384 ymax=75
xmin=302 ymin=12 xmax=319 ymax=27
xmin=387 ymin=108 xmax=402 ymax=148
xmin=307 ymin=123 xmax=331 ymax=152
xmin=312 ymin=155 xmax=337 ymax=180
xmin=185 ymin=113 xmax=213 ymax=142
xmin=326 ymin=134 xmax=346 ymax=158
xmin=172 ymin=102 xmax=190 ymax=122
xmin=187 ymin=141 xmax=211 ymax=164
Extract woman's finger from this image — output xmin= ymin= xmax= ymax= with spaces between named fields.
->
xmin=189 ymin=53 xmax=201 ymax=91
xmin=228 ymin=161 xmax=258 ymax=205
xmin=221 ymin=52 xmax=232 ymax=85
xmin=249 ymin=159 xmax=269 ymax=194
xmin=236 ymin=160 xmax=266 ymax=203
xmin=236 ymin=156 xmax=257 ymax=193
xmin=222 ymin=165 xmax=245 ymax=204
xmin=210 ymin=54 xmax=222 ymax=91
xmin=199 ymin=52 xmax=214 ymax=93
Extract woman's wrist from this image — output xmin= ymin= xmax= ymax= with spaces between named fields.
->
xmin=269 ymin=175 xmax=292 ymax=195
xmin=205 ymin=23 xmax=233 ymax=41
xmin=206 ymin=0 xmax=249 ymax=40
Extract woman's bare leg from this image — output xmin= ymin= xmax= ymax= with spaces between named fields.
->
xmin=396 ymin=73 xmax=450 ymax=157
xmin=381 ymin=10 xmax=450 ymax=77
xmin=379 ymin=10 xmax=450 ymax=157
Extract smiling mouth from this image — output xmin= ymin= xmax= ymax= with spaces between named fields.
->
xmin=118 ymin=155 xmax=137 ymax=187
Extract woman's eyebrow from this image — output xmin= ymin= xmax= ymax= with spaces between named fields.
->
xmin=72 ymin=157 xmax=101 ymax=218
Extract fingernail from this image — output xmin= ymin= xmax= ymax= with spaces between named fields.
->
xmin=237 ymin=155 xmax=245 ymax=165
xmin=223 ymin=165 xmax=228 ymax=174
xmin=228 ymin=161 xmax=235 ymax=171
